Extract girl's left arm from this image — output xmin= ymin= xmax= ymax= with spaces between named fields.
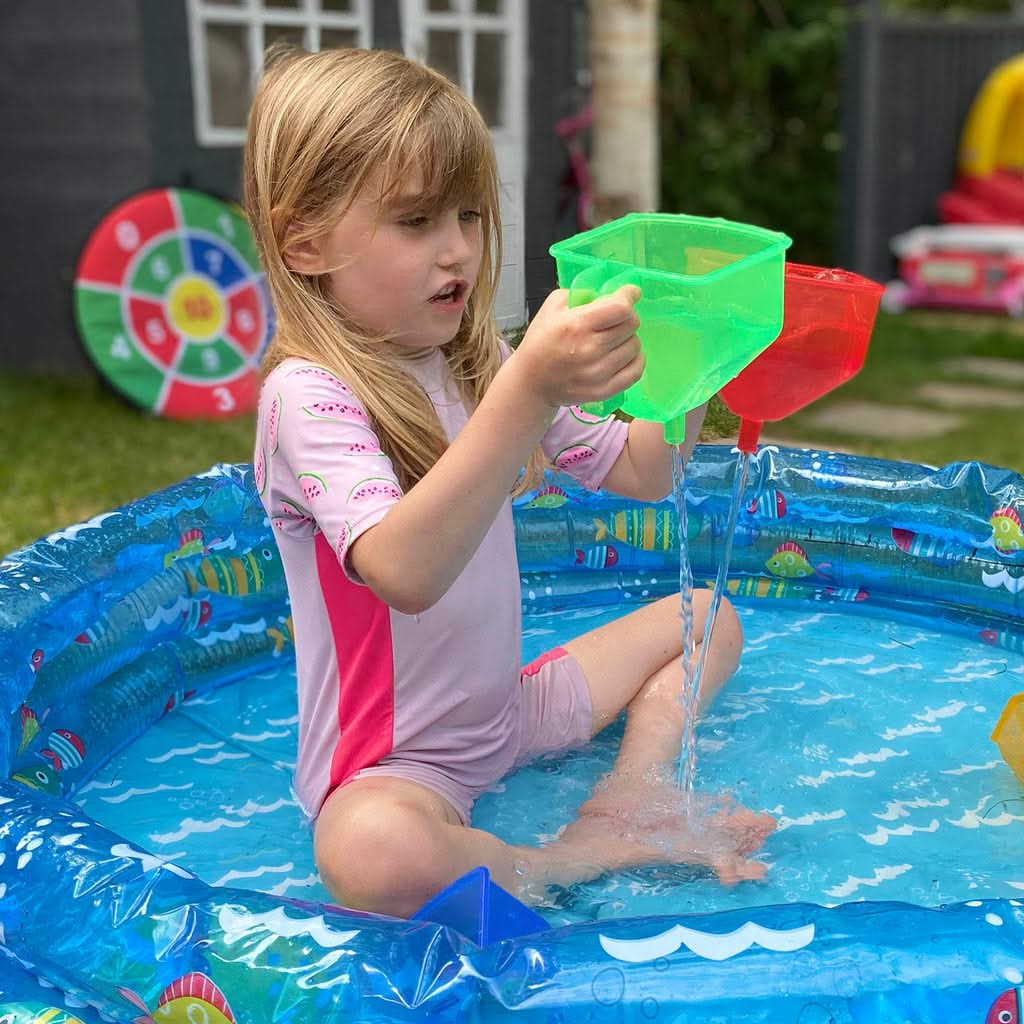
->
xmin=600 ymin=403 xmax=708 ymax=502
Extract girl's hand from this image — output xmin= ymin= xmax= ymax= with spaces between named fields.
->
xmin=512 ymin=286 xmax=645 ymax=408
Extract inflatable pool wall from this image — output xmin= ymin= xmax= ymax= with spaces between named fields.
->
xmin=2 ymin=447 xmax=1024 ymax=1023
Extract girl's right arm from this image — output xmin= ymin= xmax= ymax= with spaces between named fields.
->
xmin=349 ymin=286 xmax=643 ymax=614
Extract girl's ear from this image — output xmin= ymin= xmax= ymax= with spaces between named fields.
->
xmin=274 ymin=207 xmax=327 ymax=275
xmin=282 ymin=237 xmax=327 ymax=276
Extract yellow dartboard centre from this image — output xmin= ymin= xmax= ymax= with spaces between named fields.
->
xmin=168 ymin=275 xmax=225 ymax=341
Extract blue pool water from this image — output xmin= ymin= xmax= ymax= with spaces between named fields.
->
xmin=75 ymin=600 xmax=1024 ymax=926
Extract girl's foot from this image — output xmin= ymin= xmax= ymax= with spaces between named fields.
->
xmin=564 ymin=775 xmax=776 ymax=886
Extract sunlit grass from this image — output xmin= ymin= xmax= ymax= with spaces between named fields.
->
xmin=758 ymin=311 xmax=1024 ymax=471
xmin=0 ymin=373 xmax=255 ymax=555
xmin=3 ymin=310 xmax=1021 ymax=556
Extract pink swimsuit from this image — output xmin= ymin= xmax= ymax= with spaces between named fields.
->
xmin=254 ymin=345 xmax=628 ymax=822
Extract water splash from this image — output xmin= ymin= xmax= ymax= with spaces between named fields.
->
xmin=671 ymin=445 xmax=696 ymax=802
xmin=676 ymin=447 xmax=751 ymax=795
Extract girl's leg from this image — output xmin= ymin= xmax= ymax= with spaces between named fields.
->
xmin=560 ymin=590 xmax=774 ymax=883
xmin=565 ymin=589 xmax=743 ymax=775
xmin=315 ymin=772 xmax=768 ymax=915
xmin=316 ymin=775 xmax=503 ymax=917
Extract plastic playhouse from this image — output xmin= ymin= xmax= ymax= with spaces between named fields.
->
xmin=884 ymin=54 xmax=1024 ymax=314
xmin=883 ymin=224 xmax=1024 ymax=316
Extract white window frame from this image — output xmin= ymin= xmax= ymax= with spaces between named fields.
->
xmin=398 ymin=0 xmax=523 ymax=136
xmin=186 ymin=0 xmax=372 ymax=147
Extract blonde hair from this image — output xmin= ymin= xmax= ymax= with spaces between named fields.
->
xmin=244 ymin=46 xmax=545 ymax=493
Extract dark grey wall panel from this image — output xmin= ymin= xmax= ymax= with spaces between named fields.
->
xmin=0 ymin=1 xmax=151 ymax=372
xmin=139 ymin=2 xmax=242 ymax=203
xmin=841 ymin=11 xmax=1024 ymax=283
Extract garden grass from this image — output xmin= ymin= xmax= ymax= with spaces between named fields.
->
xmin=760 ymin=311 xmax=1024 ymax=471
xmin=2 ymin=309 xmax=1022 ymax=556
xmin=0 ymin=373 xmax=255 ymax=556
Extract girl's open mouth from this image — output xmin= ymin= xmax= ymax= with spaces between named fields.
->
xmin=429 ymin=282 xmax=467 ymax=305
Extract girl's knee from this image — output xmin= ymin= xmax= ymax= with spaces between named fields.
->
xmin=717 ymin=596 xmax=742 ymax=643
xmin=316 ymin=797 xmax=452 ymax=917
xmin=710 ymin=597 xmax=743 ymax=674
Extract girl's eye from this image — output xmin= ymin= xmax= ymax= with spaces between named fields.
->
xmin=459 ymin=209 xmax=481 ymax=223
xmin=401 ymin=215 xmax=429 ymax=228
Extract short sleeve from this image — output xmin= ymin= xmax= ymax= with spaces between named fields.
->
xmin=254 ymin=362 xmax=401 ymax=580
xmin=497 ymin=340 xmax=629 ymax=491
xmin=540 ymin=403 xmax=629 ymax=490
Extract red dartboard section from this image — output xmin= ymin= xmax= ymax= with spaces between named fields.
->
xmin=73 ymin=188 xmax=275 ymax=418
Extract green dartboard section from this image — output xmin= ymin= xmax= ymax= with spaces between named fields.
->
xmin=73 ymin=188 xmax=274 ymax=418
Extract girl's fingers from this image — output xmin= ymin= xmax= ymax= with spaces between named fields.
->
xmin=595 ymin=330 xmax=641 ymax=373
xmin=603 ymin=351 xmax=646 ymax=397
xmin=579 ymin=286 xmax=641 ymax=332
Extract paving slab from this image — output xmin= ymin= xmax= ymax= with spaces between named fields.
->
xmin=917 ymin=382 xmax=1024 ymax=409
xmin=799 ymin=401 xmax=962 ymax=439
xmin=941 ymin=356 xmax=1024 ymax=384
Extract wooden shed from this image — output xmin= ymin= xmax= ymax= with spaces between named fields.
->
xmin=0 ymin=0 xmax=589 ymax=373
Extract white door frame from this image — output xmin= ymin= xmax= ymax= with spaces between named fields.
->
xmin=400 ymin=0 xmax=528 ymax=328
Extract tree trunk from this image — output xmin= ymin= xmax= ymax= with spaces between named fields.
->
xmin=587 ymin=0 xmax=660 ymax=220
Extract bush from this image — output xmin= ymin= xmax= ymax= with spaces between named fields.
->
xmin=659 ymin=0 xmax=846 ymax=265
xmin=658 ymin=0 xmax=1016 ymax=264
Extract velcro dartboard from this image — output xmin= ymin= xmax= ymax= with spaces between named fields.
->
xmin=73 ymin=188 xmax=274 ymax=418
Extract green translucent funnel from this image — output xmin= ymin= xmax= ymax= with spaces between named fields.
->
xmin=550 ymin=213 xmax=792 ymax=444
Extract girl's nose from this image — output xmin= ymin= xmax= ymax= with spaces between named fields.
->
xmin=438 ymin=213 xmax=474 ymax=267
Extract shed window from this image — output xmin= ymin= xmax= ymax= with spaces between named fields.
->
xmin=186 ymin=0 xmax=372 ymax=146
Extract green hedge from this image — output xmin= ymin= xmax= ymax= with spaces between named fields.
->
xmin=659 ymin=0 xmax=1015 ymax=265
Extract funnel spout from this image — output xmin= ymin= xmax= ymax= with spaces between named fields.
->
xmin=664 ymin=415 xmax=688 ymax=446
xmin=738 ymin=418 xmax=762 ymax=454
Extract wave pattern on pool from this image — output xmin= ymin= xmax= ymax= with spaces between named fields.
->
xmin=77 ymin=602 xmax=1024 ymax=925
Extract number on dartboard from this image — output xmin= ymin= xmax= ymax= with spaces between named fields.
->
xmin=151 ymin=255 xmax=171 ymax=281
xmin=115 ymin=220 xmax=140 ymax=251
xmin=204 ymin=248 xmax=223 ymax=276
xmin=146 ymin=318 xmax=166 ymax=344
xmin=235 ymin=309 xmax=255 ymax=333
xmin=213 ymin=386 xmax=235 ymax=412
xmin=201 ymin=348 xmax=220 ymax=372
xmin=217 ymin=213 xmax=235 ymax=238
xmin=110 ymin=334 xmax=131 ymax=360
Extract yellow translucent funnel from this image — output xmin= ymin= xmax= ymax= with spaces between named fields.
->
xmin=992 ymin=693 xmax=1024 ymax=785
xmin=551 ymin=213 xmax=792 ymax=444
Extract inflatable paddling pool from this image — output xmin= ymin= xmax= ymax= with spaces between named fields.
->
xmin=2 ymin=446 xmax=1024 ymax=1023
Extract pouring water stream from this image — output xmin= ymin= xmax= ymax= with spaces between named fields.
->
xmin=673 ymin=445 xmax=752 ymax=801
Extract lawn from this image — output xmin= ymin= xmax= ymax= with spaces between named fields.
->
xmin=2 ymin=309 xmax=1022 ymax=557
xmin=0 ymin=373 xmax=256 ymax=557
xmin=758 ymin=310 xmax=1024 ymax=470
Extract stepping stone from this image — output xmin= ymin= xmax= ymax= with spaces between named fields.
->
xmin=918 ymin=382 xmax=1024 ymax=408
xmin=799 ymin=401 xmax=962 ymax=439
xmin=942 ymin=357 xmax=1024 ymax=384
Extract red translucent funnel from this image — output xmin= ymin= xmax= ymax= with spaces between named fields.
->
xmin=719 ymin=264 xmax=884 ymax=452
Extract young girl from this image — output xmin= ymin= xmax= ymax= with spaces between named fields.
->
xmin=246 ymin=47 xmax=774 ymax=918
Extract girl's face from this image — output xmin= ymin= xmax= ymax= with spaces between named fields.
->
xmin=317 ymin=172 xmax=484 ymax=350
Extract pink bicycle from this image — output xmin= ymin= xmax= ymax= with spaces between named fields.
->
xmin=555 ymin=102 xmax=595 ymax=232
